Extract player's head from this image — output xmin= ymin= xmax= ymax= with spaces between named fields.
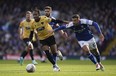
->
xmin=26 ymin=11 xmax=32 ymax=20
xmin=33 ymin=8 xmax=40 ymax=21
xmin=44 ymin=6 xmax=52 ymax=17
xmin=72 ymin=14 xmax=80 ymax=25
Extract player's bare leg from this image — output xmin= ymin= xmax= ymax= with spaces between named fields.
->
xmin=28 ymin=42 xmax=38 ymax=65
xmin=82 ymin=45 xmax=100 ymax=70
xmin=20 ymin=48 xmax=28 ymax=65
xmin=42 ymin=45 xmax=60 ymax=71
xmin=91 ymin=49 xmax=105 ymax=71
xmin=57 ymin=50 xmax=63 ymax=60
xmin=50 ymin=44 xmax=63 ymax=61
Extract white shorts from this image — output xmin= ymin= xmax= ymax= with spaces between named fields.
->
xmin=78 ymin=37 xmax=97 ymax=50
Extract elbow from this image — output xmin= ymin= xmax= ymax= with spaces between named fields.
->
xmin=92 ymin=22 xmax=98 ymax=26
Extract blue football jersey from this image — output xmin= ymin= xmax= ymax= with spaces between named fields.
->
xmin=66 ymin=19 xmax=94 ymax=41
xmin=49 ymin=16 xmax=58 ymax=29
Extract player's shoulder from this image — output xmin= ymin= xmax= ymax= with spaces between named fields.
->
xmin=68 ymin=21 xmax=73 ymax=25
xmin=66 ymin=21 xmax=73 ymax=28
xmin=21 ymin=19 xmax=26 ymax=23
xmin=40 ymin=15 xmax=48 ymax=19
xmin=50 ymin=16 xmax=56 ymax=20
xmin=80 ymin=19 xmax=93 ymax=24
xmin=80 ymin=19 xmax=88 ymax=24
xmin=20 ymin=19 xmax=26 ymax=25
xmin=31 ymin=19 xmax=34 ymax=22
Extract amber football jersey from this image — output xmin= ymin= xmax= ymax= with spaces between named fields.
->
xmin=19 ymin=19 xmax=35 ymax=39
xmin=32 ymin=16 xmax=54 ymax=40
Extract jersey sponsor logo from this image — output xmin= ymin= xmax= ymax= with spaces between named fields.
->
xmin=36 ymin=27 xmax=45 ymax=31
xmin=25 ymin=26 xmax=31 ymax=30
xmin=41 ymin=22 xmax=44 ymax=25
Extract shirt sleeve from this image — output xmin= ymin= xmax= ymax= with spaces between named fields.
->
xmin=80 ymin=19 xmax=93 ymax=25
xmin=81 ymin=19 xmax=102 ymax=34
xmin=53 ymin=22 xmax=73 ymax=32
xmin=65 ymin=22 xmax=74 ymax=28
xmin=19 ymin=21 xmax=23 ymax=28
xmin=44 ymin=16 xmax=52 ymax=23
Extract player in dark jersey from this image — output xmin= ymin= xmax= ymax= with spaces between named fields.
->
xmin=50 ymin=14 xmax=105 ymax=71
xmin=44 ymin=6 xmax=68 ymax=60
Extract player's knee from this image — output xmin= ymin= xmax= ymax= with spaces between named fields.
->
xmin=27 ymin=41 xmax=34 ymax=50
xmin=91 ymin=49 xmax=100 ymax=56
xmin=82 ymin=45 xmax=90 ymax=53
xmin=42 ymin=45 xmax=49 ymax=51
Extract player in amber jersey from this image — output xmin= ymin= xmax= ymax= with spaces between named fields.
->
xmin=44 ymin=6 xmax=68 ymax=60
xmin=32 ymin=8 xmax=68 ymax=71
xmin=19 ymin=11 xmax=38 ymax=65
xmin=31 ymin=33 xmax=47 ymax=63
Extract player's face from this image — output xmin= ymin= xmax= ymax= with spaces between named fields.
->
xmin=45 ymin=9 xmax=51 ymax=17
xmin=26 ymin=12 xmax=32 ymax=20
xmin=72 ymin=18 xmax=79 ymax=25
xmin=33 ymin=11 xmax=39 ymax=20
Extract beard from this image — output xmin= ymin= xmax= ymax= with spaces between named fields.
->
xmin=45 ymin=13 xmax=50 ymax=17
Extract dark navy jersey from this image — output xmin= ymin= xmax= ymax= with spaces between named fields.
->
xmin=66 ymin=19 xmax=94 ymax=41
xmin=49 ymin=16 xmax=59 ymax=29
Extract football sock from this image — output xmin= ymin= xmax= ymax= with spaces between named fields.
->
xmin=29 ymin=49 xmax=34 ymax=60
xmin=87 ymin=53 xmax=97 ymax=64
xmin=94 ymin=55 xmax=100 ymax=63
xmin=38 ymin=50 xmax=43 ymax=58
xmin=21 ymin=50 xmax=28 ymax=58
xmin=52 ymin=53 xmax=57 ymax=62
xmin=45 ymin=50 xmax=55 ymax=65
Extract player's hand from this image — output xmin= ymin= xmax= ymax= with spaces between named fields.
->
xmin=99 ymin=34 xmax=104 ymax=42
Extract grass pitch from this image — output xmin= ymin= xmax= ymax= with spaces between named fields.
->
xmin=0 ymin=59 xmax=116 ymax=76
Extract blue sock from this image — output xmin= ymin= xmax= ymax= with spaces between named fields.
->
xmin=53 ymin=53 xmax=57 ymax=63
xmin=45 ymin=50 xmax=55 ymax=65
xmin=95 ymin=55 xmax=100 ymax=63
xmin=87 ymin=53 xmax=97 ymax=64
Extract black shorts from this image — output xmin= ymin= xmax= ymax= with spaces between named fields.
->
xmin=39 ymin=35 xmax=56 ymax=46
xmin=32 ymin=41 xmax=38 ymax=48
xmin=23 ymin=38 xmax=30 ymax=46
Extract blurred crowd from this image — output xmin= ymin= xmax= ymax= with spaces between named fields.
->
xmin=0 ymin=0 xmax=116 ymax=59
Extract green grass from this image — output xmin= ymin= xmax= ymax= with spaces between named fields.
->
xmin=0 ymin=59 xmax=116 ymax=76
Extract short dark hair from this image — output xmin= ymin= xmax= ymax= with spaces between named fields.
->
xmin=44 ymin=6 xmax=52 ymax=10
xmin=33 ymin=7 xmax=40 ymax=14
xmin=72 ymin=14 xmax=80 ymax=19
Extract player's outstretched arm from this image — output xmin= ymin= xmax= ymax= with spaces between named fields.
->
xmin=92 ymin=22 xmax=104 ymax=41
xmin=48 ymin=25 xmax=67 ymax=34
xmin=51 ymin=18 xmax=69 ymax=24
xmin=54 ymin=25 xmax=67 ymax=32
xmin=19 ymin=27 xmax=23 ymax=39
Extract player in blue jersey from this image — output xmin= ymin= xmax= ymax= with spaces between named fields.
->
xmin=44 ymin=6 xmax=68 ymax=61
xmin=50 ymin=14 xmax=105 ymax=71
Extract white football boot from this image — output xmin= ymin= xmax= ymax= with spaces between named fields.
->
xmin=53 ymin=64 xmax=60 ymax=72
